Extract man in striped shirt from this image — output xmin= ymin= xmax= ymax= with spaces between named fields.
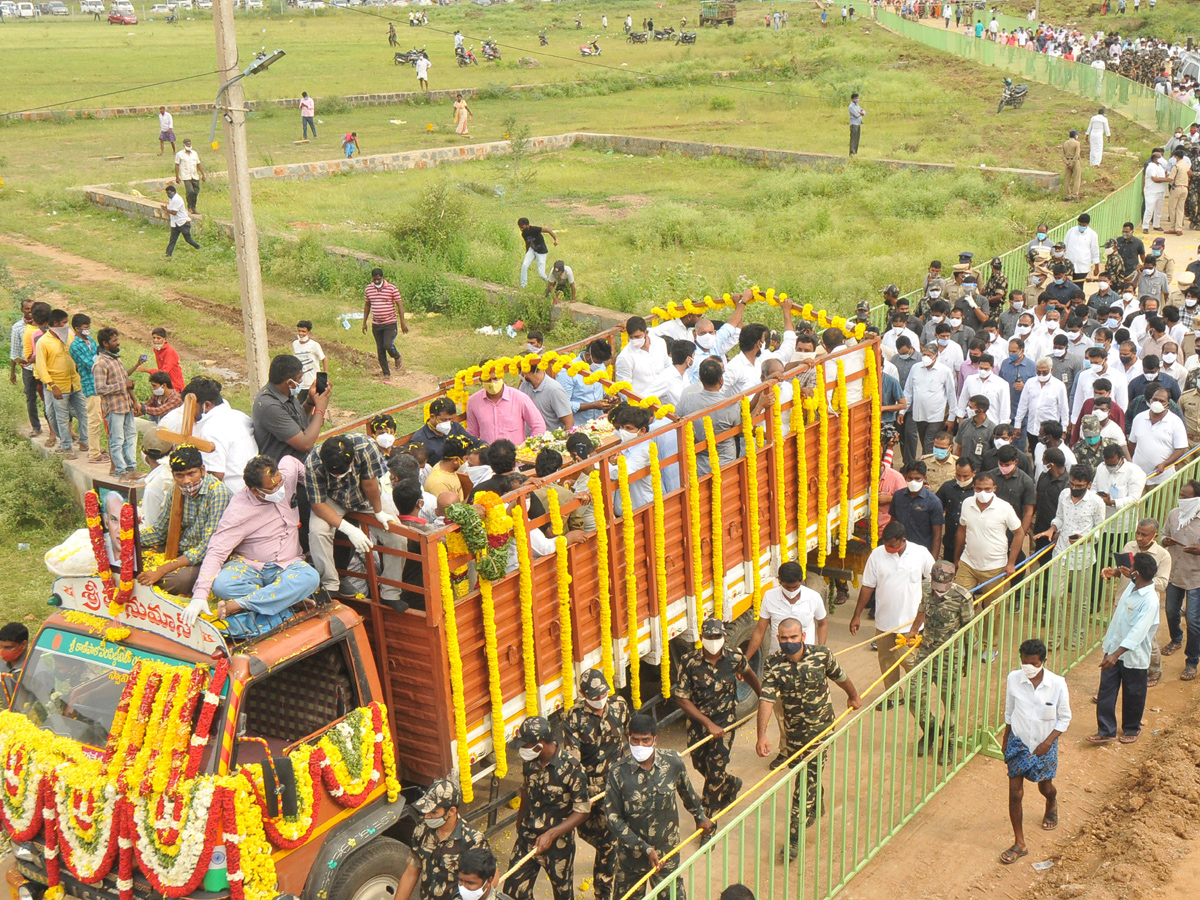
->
xmin=362 ymin=267 xmax=408 ymax=382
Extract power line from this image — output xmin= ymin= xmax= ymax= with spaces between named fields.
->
xmin=1 ymin=69 xmax=222 ymax=118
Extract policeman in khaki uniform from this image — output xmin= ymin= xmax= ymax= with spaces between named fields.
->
xmin=1178 ymin=369 xmax=1200 ymax=444
xmin=605 ymin=714 xmax=713 ymax=900
xmin=755 ymin=618 xmax=863 ymax=853
xmin=562 ymin=669 xmax=629 ymax=900
xmin=507 ymin=717 xmax=591 ymax=900
xmin=1062 ymin=129 xmax=1083 ymax=201
xmin=397 ymin=779 xmax=489 ymax=900
xmin=905 ymin=561 xmax=975 ymax=763
xmin=922 ymin=431 xmax=958 ymax=492
xmin=673 ymin=620 xmax=762 ymax=816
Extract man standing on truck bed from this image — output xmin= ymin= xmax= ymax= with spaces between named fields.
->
xmin=563 ymin=669 xmax=630 ymax=900
xmin=396 ymin=779 xmax=489 ymax=900
xmin=506 ymin=716 xmax=591 ymax=900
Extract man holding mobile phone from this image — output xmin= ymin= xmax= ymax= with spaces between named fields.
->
xmin=1101 ymin=519 xmax=1171 ymax=686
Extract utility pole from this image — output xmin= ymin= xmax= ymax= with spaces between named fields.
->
xmin=211 ymin=0 xmax=270 ymax=390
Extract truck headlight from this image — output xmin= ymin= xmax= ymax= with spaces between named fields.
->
xmin=18 ymin=884 xmax=46 ymax=900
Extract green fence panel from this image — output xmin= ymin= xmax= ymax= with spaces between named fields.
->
xmin=645 ymin=446 xmax=1200 ymax=900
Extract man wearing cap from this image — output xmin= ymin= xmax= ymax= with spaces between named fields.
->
xmin=508 ymin=716 xmax=591 ymax=900
xmin=1073 ymin=414 xmax=1122 ymax=472
xmin=955 ymin=277 xmax=990 ymax=328
xmin=1026 ymin=226 xmax=1053 ymax=267
xmin=906 ymin=560 xmax=975 ymax=761
xmin=853 ymin=299 xmax=872 ymax=326
xmin=397 ymin=780 xmax=489 ymax=900
xmin=1063 ymin=213 xmax=1100 ymax=291
xmin=563 ymin=670 xmax=630 ymax=900
xmin=921 ymin=263 xmax=944 ymax=305
xmin=957 ymin=251 xmax=982 ymax=284
xmin=675 ymin=620 xmax=762 ymax=816
xmin=544 ymin=260 xmax=576 ymax=303
xmin=755 ymin=618 xmax=862 ymax=851
xmin=1061 ymin=129 xmax=1082 ymax=202
xmin=1166 ymin=146 xmax=1192 ymax=235
xmin=984 ymin=258 xmax=1008 ymax=304
xmin=1093 ymin=247 xmax=1126 ymax=309
xmin=942 ymin=267 xmax=967 ymax=308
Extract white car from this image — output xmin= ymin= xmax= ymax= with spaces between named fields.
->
xmin=149 ymin=4 xmax=169 ymax=11
xmin=196 ymin=0 xmax=210 ymax=7
xmin=79 ymin=0 xmax=103 ymax=10
xmin=1 ymin=1 xmax=19 ymax=14
xmin=245 ymin=0 xmax=262 ymax=8
xmin=15 ymin=2 xmax=39 ymax=17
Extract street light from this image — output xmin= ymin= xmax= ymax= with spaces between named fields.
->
xmin=208 ymin=48 xmax=285 ymax=149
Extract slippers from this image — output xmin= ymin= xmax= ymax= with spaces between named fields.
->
xmin=999 ymin=846 xmax=1028 ymax=865
xmin=1085 ymin=733 xmax=1115 ymax=744
xmin=1119 ymin=729 xmax=1142 ymax=744
xmin=1042 ymin=810 xmax=1058 ymax=831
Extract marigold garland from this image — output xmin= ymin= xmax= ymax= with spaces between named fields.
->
xmin=864 ymin=345 xmax=882 ymax=547
xmin=741 ymin=398 xmax=763 ymax=619
xmin=436 ymin=543 xmax=473 ymax=803
xmin=547 ymin=489 xmax=575 ymax=711
xmin=683 ymin=428 xmax=705 ymax=646
xmin=512 ymin=505 xmax=540 ymax=716
xmin=478 ymin=577 xmax=507 ymax=776
xmin=772 ymin=385 xmax=788 ymax=566
xmin=316 ymin=703 xmax=397 ymax=808
xmin=84 ymin=490 xmax=115 ymax=602
xmin=650 ymin=287 xmax=868 ymax=341
xmin=111 ymin=503 xmax=136 ymax=617
xmin=647 ymin=442 xmax=671 ymax=699
xmin=587 ymin=471 xmax=616 ymax=692
xmin=242 ymin=743 xmax=324 ymax=849
xmin=617 ymin=455 xmax=641 ymax=709
xmin=815 ymin=363 xmax=830 ymax=567
xmin=703 ymin=416 xmax=725 ymax=620
xmin=836 ymin=361 xmax=851 ymax=557
xmin=793 ymin=377 xmax=809 ymax=576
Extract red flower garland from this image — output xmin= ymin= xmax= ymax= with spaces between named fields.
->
xmin=52 ymin=773 xmax=120 ymax=885
xmin=239 ymin=747 xmax=326 ymax=850
xmin=117 ymin=671 xmax=161 ymax=796
xmin=220 ymin=786 xmax=246 ymax=900
xmin=111 ymin=503 xmax=137 ymax=613
xmin=84 ymin=490 xmax=115 ymax=603
xmin=164 ymin=668 xmax=209 ymax=796
xmin=185 ymin=659 xmax=228 ymax=779
xmin=116 ymin=798 xmax=134 ymax=900
xmin=130 ymin=786 xmax=222 ymax=899
xmin=320 ymin=704 xmax=385 ymax=809
xmin=43 ymin=779 xmax=62 ymax=895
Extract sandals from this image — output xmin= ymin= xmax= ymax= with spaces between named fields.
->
xmin=1183 ymin=666 xmax=1197 ymax=681
xmin=1163 ymin=641 xmax=1182 ymax=656
xmin=1085 ymin=733 xmax=1115 ymax=744
xmin=1147 ymin=673 xmax=1161 ymax=687
xmin=1042 ymin=808 xmax=1058 ymax=831
xmin=999 ymin=846 xmax=1028 ymax=865
xmin=1119 ymin=729 xmax=1142 ymax=744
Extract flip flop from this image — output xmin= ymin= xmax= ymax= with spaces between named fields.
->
xmin=1042 ymin=810 xmax=1058 ymax=831
xmin=1085 ymin=733 xmax=1115 ymax=744
xmin=1119 ymin=729 xmax=1142 ymax=744
xmin=999 ymin=846 xmax=1028 ymax=865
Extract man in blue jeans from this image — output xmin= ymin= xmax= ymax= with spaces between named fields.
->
xmin=1163 ymin=479 xmax=1200 ymax=681
xmin=92 ymin=327 xmax=142 ymax=484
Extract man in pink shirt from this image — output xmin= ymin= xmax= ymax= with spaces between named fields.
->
xmin=183 ymin=455 xmax=319 ymax=639
xmin=299 ymin=91 xmax=317 ymax=140
xmin=465 ymin=374 xmax=547 ymax=445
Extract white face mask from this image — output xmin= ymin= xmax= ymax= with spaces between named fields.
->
xmin=152 ymin=387 xmax=165 ymax=396
xmin=260 ymin=484 xmax=286 ymax=504
xmin=1098 ymin=281 xmax=1110 ymax=292
xmin=701 ymin=638 xmax=725 ymax=655
xmin=1164 ymin=352 xmax=1178 ymax=365
xmin=1011 ymin=300 xmax=1025 ymax=311
xmin=629 ymin=743 xmax=655 ymax=763
xmin=907 ymin=479 xmax=924 ymax=492
xmin=435 ymin=421 xmax=453 ymax=435
xmin=619 ymin=429 xmax=640 ymax=442
xmin=1150 ymin=401 xmax=1168 ymax=414
xmin=1095 ymin=410 xmax=1109 ymax=422
xmin=975 ymin=490 xmax=995 ymax=504
xmin=1122 ymin=292 xmax=1135 ymax=303
xmin=950 ymin=318 xmax=963 ymax=329
xmin=297 ymin=334 xmax=309 ymax=343
xmin=695 ymin=333 xmax=714 ymax=351
xmin=518 ymin=745 xmax=542 ymax=761
xmin=1045 ymin=321 xmax=1059 ymax=332
xmin=922 ymin=356 xmax=935 ymax=368
xmin=376 ymin=432 xmax=397 ymax=450
xmin=1144 ymin=268 xmax=1155 ymax=277
xmin=931 ymin=315 xmax=944 ymax=324
xmin=526 ymin=344 xmax=541 ymax=354
xmin=459 ymin=885 xmax=487 ymax=900
xmin=1052 ymin=348 xmax=1066 ymax=358
xmin=928 ymin=289 xmax=942 ymax=299
xmin=1020 ymin=663 xmax=1043 ymax=680
xmin=781 ymin=586 xmax=801 ymax=600
xmin=1016 ymin=325 xmax=1032 ymax=336
xmin=180 ymin=480 xmax=203 ymax=498
xmin=1188 ymin=298 xmax=1198 ymax=308
xmin=993 ymin=438 xmax=1009 ymax=449
xmin=585 ymin=696 xmax=607 ymax=711
xmin=1037 ymin=373 xmax=1051 ymax=383
xmin=978 ymin=369 xmax=991 ymax=379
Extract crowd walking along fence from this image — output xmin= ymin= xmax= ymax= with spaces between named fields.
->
xmin=636 ymin=445 xmax=1200 ymax=900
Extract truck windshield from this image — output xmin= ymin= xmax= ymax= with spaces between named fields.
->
xmin=10 ymin=627 xmax=200 ymax=753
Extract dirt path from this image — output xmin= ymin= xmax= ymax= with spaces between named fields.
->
xmin=0 ymin=233 xmax=440 ymax=396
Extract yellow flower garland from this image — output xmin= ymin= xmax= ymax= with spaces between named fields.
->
xmin=683 ymin=427 xmax=705 ymax=646
xmin=793 ymin=377 xmax=808 ymax=576
xmin=772 ymin=385 xmax=788 ymax=566
xmin=649 ymin=288 xmax=868 ymax=340
xmin=547 ymin=489 xmax=575 ymax=711
xmin=587 ymin=471 xmax=616 ymax=692
xmin=477 ymin=576 xmax=507 ymax=778
xmin=703 ymin=416 xmax=725 ymax=620
xmin=836 ymin=361 xmax=851 ymax=555
xmin=741 ymin=398 xmax=763 ymax=619
xmin=864 ymin=345 xmax=882 ymax=547
xmin=436 ymin=543 xmax=473 ymax=803
xmin=816 ymin=363 xmax=829 ymax=567
xmin=444 ymin=531 xmax=471 ymax=599
xmin=647 ymin=442 xmax=671 ymax=699
xmin=512 ymin=505 xmax=539 ymax=717
xmin=617 ymin=455 xmax=641 ymax=709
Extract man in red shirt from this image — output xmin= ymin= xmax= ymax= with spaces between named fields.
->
xmin=362 ymin=267 xmax=408 ymax=383
xmin=152 ymin=327 xmax=184 ymax=391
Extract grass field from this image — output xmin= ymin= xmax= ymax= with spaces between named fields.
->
xmin=1005 ymin=0 xmax=1198 ymax=40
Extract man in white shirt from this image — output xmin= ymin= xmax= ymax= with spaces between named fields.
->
xmin=1085 ymin=107 xmax=1111 ymax=165
xmin=1093 ymin=442 xmax=1146 ymax=514
xmin=1129 ymin=386 xmax=1189 ymax=484
xmin=173 ymin=138 xmax=206 ymax=215
xmin=724 ymin=299 xmax=796 ymax=397
xmin=882 ymin=312 xmax=921 ymax=355
xmin=292 ymin=320 xmax=326 ymax=390
xmin=746 ymin=561 xmax=829 ymax=658
xmin=955 ymin=471 xmax=1024 ymax=591
xmin=851 ymin=520 xmax=935 ymax=710
xmin=683 ymin=292 xmax=749 ymax=383
xmin=1142 ymin=148 xmax=1171 ymax=233
xmin=614 ymin=316 xmax=671 ymax=400
xmin=649 ymin=312 xmax=698 ymax=343
xmin=157 ymin=106 xmax=176 ymax=156
xmin=1072 ymin=347 xmax=1129 ymax=422
xmin=414 ymin=53 xmax=432 ymax=90
xmin=162 ymin=185 xmax=200 ymax=258
xmin=1014 ymin=357 xmax=1070 ymax=439
xmin=1000 ymin=638 xmax=1071 ymax=864
xmin=956 ymin=353 xmax=1010 ymax=423
xmin=660 ymin=340 xmax=693 ymax=407
xmin=185 ymin=379 xmax=259 ymax=493
xmin=904 ymin=344 xmax=958 ymax=455
xmin=1062 ymin=213 xmax=1100 ymax=288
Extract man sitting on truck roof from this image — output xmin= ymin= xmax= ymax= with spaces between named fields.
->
xmin=183 ymin=455 xmax=320 ymax=636
xmin=139 ymin=444 xmax=233 ymax=596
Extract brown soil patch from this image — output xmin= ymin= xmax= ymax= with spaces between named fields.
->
xmin=543 ymin=193 xmax=651 ymax=222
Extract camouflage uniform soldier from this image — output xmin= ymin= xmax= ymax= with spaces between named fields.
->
xmin=507 ymin=717 xmax=591 ymax=900
xmin=458 ymin=847 xmax=517 ymax=900
xmin=755 ymin=617 xmax=862 ymax=853
xmin=905 ymin=561 xmax=975 ymax=762
xmin=673 ymin=620 xmax=762 ymax=816
xmin=562 ymin=669 xmax=630 ymax=900
xmin=983 ymin=258 xmax=1009 ymax=304
xmin=1102 ymin=239 xmax=1130 ymax=290
xmin=605 ymin=714 xmax=714 ymax=900
xmin=397 ymin=779 xmax=489 ymax=900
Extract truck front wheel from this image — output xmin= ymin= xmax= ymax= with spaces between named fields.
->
xmin=329 ymin=836 xmax=409 ymax=900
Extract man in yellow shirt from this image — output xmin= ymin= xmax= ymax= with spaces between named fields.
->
xmin=33 ymin=308 xmax=87 ymax=459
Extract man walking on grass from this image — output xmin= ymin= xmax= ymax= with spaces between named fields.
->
xmin=363 ymin=267 xmax=407 ymax=383
xmin=163 ymin=185 xmax=200 ymax=259
xmin=158 ymin=106 xmax=176 ymax=157
xmin=848 ymin=92 xmax=864 ymax=156
xmin=174 ymin=138 xmax=205 ymax=215
xmin=299 ymin=91 xmax=317 ymax=140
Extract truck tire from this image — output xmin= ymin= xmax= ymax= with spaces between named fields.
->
xmin=725 ymin=608 xmax=763 ymax=720
xmin=329 ymin=836 xmax=408 ymax=900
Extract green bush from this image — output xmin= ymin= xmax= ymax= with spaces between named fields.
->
xmin=387 ymin=181 xmax=471 ymax=270
xmin=709 ymin=95 xmax=735 ymax=111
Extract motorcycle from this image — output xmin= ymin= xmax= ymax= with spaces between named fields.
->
xmin=652 ymin=27 xmax=675 ymax=40
xmin=456 ymin=45 xmax=479 ymax=66
xmin=674 ymin=30 xmax=696 ymax=44
xmin=482 ymin=38 xmax=500 ymax=60
xmin=538 ymin=27 xmax=547 ymax=45
xmin=997 ymin=76 xmax=1028 ymax=113
xmin=579 ymin=37 xmax=600 ymax=56
xmin=394 ymin=47 xmax=426 ymax=65
xmin=626 ymin=29 xmax=648 ymax=42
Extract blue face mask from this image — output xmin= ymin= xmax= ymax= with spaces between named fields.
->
xmin=1037 ymin=232 xmax=1047 ymax=240
xmin=1078 ymin=225 xmax=1087 ymax=233
xmin=1008 ymin=352 xmax=1020 ymax=362
xmin=937 ymin=338 xmax=949 ymax=347
xmin=779 ymin=640 xmax=805 ymax=656
xmin=898 ymin=352 xmax=913 ymax=360
xmin=1105 ymin=317 xmax=1120 ymax=328
xmin=1085 ymin=435 xmax=1100 ymax=445
xmin=933 ymin=447 xmax=950 ymax=461
xmin=1053 ymin=278 xmax=1064 ymax=285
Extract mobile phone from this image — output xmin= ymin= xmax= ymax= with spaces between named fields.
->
xmin=315 ymin=372 xmax=328 ymax=394
xmin=138 ymin=354 xmax=148 ymax=363
xmin=1114 ymin=551 xmax=1134 ymax=570
xmin=1068 ymin=534 xmax=1081 ymax=543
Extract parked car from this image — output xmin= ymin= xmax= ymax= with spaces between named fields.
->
xmin=79 ymin=0 xmax=103 ymax=11
xmin=47 ymin=1 xmax=68 ymax=11
xmin=107 ymin=9 xmax=136 ymax=21
xmin=1 ymin=0 xmax=20 ymax=15
xmin=15 ymin=2 xmax=39 ymax=17
xmin=149 ymin=4 xmax=169 ymax=11
xmin=196 ymin=0 xmax=210 ymax=7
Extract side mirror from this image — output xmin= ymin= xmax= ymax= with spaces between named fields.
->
xmin=258 ymin=756 xmax=298 ymax=819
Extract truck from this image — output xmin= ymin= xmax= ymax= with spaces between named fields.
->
xmin=2 ymin=318 xmax=881 ymax=900
xmin=699 ymin=0 xmax=735 ymax=26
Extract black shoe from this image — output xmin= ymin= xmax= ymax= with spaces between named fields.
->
xmin=916 ymin=732 xmax=927 ymax=757
xmin=771 ymin=752 xmax=790 ymax=768
xmin=875 ymin=699 xmax=895 ymax=712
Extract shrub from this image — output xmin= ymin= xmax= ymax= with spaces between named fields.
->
xmin=709 ymin=95 xmax=735 ymax=111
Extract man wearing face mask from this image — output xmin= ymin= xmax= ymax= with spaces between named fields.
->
xmin=920 ymin=430 xmax=956 ymax=491
xmin=983 ymin=258 xmax=1008 ymax=304
xmin=458 ymin=848 xmax=512 ymax=900
xmin=67 ymin=313 xmax=104 ymax=464
xmin=398 ymin=780 xmax=490 ymax=900
xmin=955 ymin=471 xmax=1024 ymax=598
xmin=465 ymin=365 xmax=547 ymax=447
xmin=1137 ymin=263 xmax=1170 ymax=307
xmin=508 ymin=716 xmax=590 ymax=900
xmin=0 ymin=623 xmax=29 ymax=685
xmin=903 ymin=344 xmax=957 ymax=457
xmin=679 ymin=360 xmax=742 ymax=477
xmin=615 ymin=316 xmax=672 ymax=400
xmin=175 ymin=376 xmax=259 ymax=493
xmin=1000 ymin=639 xmax=1071 ymax=864
xmin=953 ymin=395 xmax=996 ymax=472
xmin=1036 ymin=463 xmax=1106 ymax=646
xmin=1178 ymin=369 xmax=1200 ymax=443
xmin=252 ymin=354 xmax=331 ymax=465
xmin=1026 ymin=226 xmax=1053 ymax=267
xmin=605 ymin=715 xmax=712 ymax=899
xmin=1063 ymin=213 xmax=1100 ymax=291
xmin=1115 ymin=222 xmax=1146 ymax=276
xmin=183 ymin=454 xmax=320 ymax=635
xmin=138 ymin=445 xmax=233 ymax=595
xmin=919 ymin=301 xmax=952 ymax=347
xmin=1072 ymin=414 xmax=1122 ymax=474
xmin=1129 ymin=386 xmax=1189 ymax=484
xmin=555 ymin=340 xmax=617 ymax=422
xmin=999 ymin=338 xmax=1037 ymax=447
xmin=362 ymin=267 xmax=408 ymax=382
xmin=1015 ymin=357 xmax=1070 ymax=446
xmin=956 ymin=354 xmax=1008 ymax=425
xmin=755 ymin=618 xmax=862 ymax=850
xmin=936 ymin=456 xmax=976 ymax=560
xmin=143 ymin=371 xmax=181 ymax=424
xmin=1071 ymin=350 xmax=1129 ymax=426
xmin=1142 ymin=148 xmax=1172 ymax=233
xmin=1093 ymin=254 xmax=1125 ymax=313
xmin=997 ymin=291 xmax=1026 ymax=338
xmin=411 ymin=397 xmax=474 ymax=465
xmin=956 ymin=276 xmax=990 ymax=327
xmin=1102 ymin=518 xmax=1172 ymax=686
xmin=920 ymin=264 xmax=944 ymax=305
xmin=675 ymin=620 xmax=762 ymax=816
xmin=883 ymin=312 xmax=921 ymax=355
xmin=33 ymin=307 xmax=87 ymax=462
xmin=687 ymin=294 xmax=749 ymax=381
xmin=562 ymin=670 xmax=629 ymax=900
xmin=724 ymin=301 xmax=796 ymax=397
xmin=519 ymin=361 xmax=575 ymax=432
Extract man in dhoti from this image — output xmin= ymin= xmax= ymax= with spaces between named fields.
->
xmin=1087 ymin=108 xmax=1111 ymax=166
